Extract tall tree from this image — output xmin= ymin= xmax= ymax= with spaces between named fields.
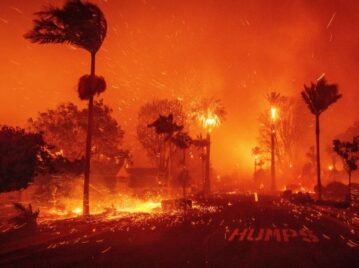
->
xmin=258 ymin=96 xmax=308 ymax=175
xmin=266 ymin=92 xmax=281 ymax=191
xmin=301 ymin=78 xmax=342 ymax=199
xmin=191 ymin=97 xmax=225 ymax=194
xmin=25 ymin=0 xmax=107 ymax=216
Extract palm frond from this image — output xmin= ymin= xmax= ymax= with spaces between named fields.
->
xmin=266 ymin=92 xmax=281 ymax=106
xmin=25 ymin=0 xmax=107 ymax=54
xmin=191 ymin=97 xmax=226 ymax=123
xmin=171 ymin=132 xmax=192 ymax=149
xmin=301 ymin=78 xmax=342 ymax=115
xmin=78 ymin=75 xmax=107 ymax=100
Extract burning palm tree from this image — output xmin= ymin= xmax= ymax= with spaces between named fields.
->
xmin=301 ymin=78 xmax=342 ymax=200
xmin=25 ymin=0 xmax=107 ymax=216
xmin=266 ymin=92 xmax=281 ymax=191
xmin=191 ymin=98 xmax=226 ymax=194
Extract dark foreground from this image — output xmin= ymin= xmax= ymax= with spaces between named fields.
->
xmin=0 ymin=195 xmax=358 ymax=268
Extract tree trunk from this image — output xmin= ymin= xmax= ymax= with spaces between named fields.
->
xmin=254 ymin=158 xmax=257 ymax=185
xmin=157 ymin=134 xmax=161 ymax=176
xmin=202 ymin=147 xmax=205 ymax=192
xmin=271 ymin=124 xmax=276 ymax=191
xmin=83 ymin=52 xmax=96 ymax=216
xmin=204 ymin=132 xmax=211 ymax=195
xmin=348 ymin=171 xmax=352 ymax=203
xmin=183 ymin=148 xmax=186 ymax=198
xmin=182 ymin=181 xmax=186 ymax=199
xmin=168 ymin=141 xmax=172 ymax=185
xmin=315 ymin=114 xmax=322 ymax=200
xmin=254 ymin=159 xmax=257 ymax=174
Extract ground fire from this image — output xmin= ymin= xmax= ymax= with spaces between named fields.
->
xmin=0 ymin=0 xmax=359 ymax=267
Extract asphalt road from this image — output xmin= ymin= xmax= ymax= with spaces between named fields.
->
xmin=0 ymin=195 xmax=358 ymax=268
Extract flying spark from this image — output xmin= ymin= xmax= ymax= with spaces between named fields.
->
xmin=326 ymin=12 xmax=336 ymax=29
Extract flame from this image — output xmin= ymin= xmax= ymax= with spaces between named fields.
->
xmin=198 ymin=112 xmax=220 ymax=132
xmin=55 ymin=149 xmax=64 ymax=156
xmin=270 ymin=107 xmax=277 ymax=121
xmin=41 ymin=195 xmax=162 ymax=221
xmin=72 ymin=207 xmax=82 ymax=215
xmin=115 ymin=200 xmax=161 ymax=213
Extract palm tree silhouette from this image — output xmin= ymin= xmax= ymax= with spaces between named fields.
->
xmin=148 ymin=114 xmax=183 ymax=185
xmin=301 ymin=78 xmax=341 ymax=200
xmin=266 ymin=92 xmax=281 ymax=106
xmin=25 ymin=0 xmax=107 ymax=216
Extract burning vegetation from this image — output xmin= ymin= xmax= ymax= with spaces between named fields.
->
xmin=0 ymin=0 xmax=359 ymax=267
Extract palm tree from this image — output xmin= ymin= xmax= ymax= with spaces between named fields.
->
xmin=148 ymin=114 xmax=183 ymax=185
xmin=25 ymin=0 xmax=107 ymax=216
xmin=265 ymin=92 xmax=282 ymax=191
xmin=301 ymin=78 xmax=342 ymax=200
xmin=191 ymin=98 xmax=226 ymax=194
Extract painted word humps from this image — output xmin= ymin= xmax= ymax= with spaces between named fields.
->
xmin=226 ymin=228 xmax=319 ymax=243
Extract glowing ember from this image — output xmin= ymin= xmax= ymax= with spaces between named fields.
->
xmin=254 ymin=192 xmax=259 ymax=202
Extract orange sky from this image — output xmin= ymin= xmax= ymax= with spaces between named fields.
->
xmin=0 ymin=0 xmax=359 ymax=174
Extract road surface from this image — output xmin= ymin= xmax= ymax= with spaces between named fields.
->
xmin=0 ymin=195 xmax=358 ymax=267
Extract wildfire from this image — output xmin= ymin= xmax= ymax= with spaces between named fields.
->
xmin=41 ymin=196 xmax=162 ymax=221
xmin=191 ymin=97 xmax=225 ymax=133
xmin=115 ymin=200 xmax=161 ymax=213
xmin=198 ymin=112 xmax=221 ymax=132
